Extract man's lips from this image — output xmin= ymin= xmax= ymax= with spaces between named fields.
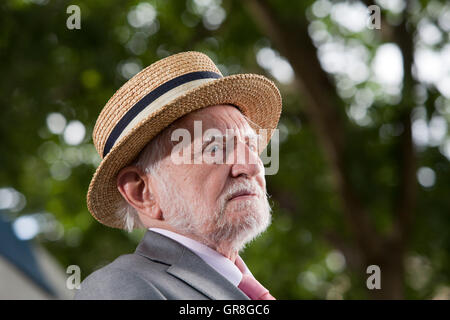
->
xmin=230 ymin=194 xmax=257 ymax=201
xmin=228 ymin=190 xmax=258 ymax=201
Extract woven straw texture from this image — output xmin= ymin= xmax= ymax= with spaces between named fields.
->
xmin=87 ymin=51 xmax=282 ymax=229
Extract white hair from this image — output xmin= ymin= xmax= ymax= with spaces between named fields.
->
xmin=115 ymin=124 xmax=175 ymax=232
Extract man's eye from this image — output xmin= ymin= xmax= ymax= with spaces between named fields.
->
xmin=206 ymin=144 xmax=220 ymax=154
xmin=247 ymin=142 xmax=258 ymax=152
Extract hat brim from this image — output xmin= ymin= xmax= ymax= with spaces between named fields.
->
xmin=87 ymin=73 xmax=282 ymax=229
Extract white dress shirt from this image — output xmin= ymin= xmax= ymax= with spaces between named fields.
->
xmin=149 ymin=228 xmax=252 ymax=287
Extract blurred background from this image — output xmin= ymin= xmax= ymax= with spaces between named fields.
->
xmin=0 ymin=0 xmax=449 ymax=299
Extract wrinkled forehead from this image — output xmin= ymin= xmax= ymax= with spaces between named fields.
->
xmin=175 ymin=104 xmax=257 ymax=138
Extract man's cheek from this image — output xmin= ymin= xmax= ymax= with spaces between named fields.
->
xmin=256 ymin=173 xmax=267 ymax=192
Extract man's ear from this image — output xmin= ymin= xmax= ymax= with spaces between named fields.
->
xmin=116 ymin=166 xmax=162 ymax=220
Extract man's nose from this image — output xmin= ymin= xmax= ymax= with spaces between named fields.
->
xmin=229 ymin=140 xmax=261 ymax=178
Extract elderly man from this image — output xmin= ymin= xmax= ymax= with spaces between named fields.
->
xmin=75 ymin=51 xmax=282 ymax=300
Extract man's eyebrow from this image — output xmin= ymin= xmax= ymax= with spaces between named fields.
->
xmin=196 ymin=131 xmax=260 ymax=153
xmin=201 ymin=134 xmax=225 ymax=150
xmin=239 ymin=132 xmax=260 ymax=146
xmin=245 ymin=132 xmax=260 ymax=141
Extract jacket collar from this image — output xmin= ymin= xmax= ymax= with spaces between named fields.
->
xmin=135 ymin=230 xmax=249 ymax=300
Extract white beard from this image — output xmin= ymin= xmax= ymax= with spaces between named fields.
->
xmin=155 ymin=171 xmax=272 ymax=253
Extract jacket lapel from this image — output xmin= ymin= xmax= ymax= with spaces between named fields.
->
xmin=136 ymin=230 xmax=249 ymax=300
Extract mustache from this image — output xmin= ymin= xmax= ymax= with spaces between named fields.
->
xmin=220 ymin=180 xmax=263 ymax=204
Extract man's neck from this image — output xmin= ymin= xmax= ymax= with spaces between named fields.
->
xmin=150 ymin=226 xmax=239 ymax=263
xmin=214 ymin=243 xmax=239 ymax=263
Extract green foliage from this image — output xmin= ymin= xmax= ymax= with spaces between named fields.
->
xmin=0 ymin=0 xmax=449 ymax=299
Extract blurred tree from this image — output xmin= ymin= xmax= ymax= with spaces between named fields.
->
xmin=0 ymin=0 xmax=449 ymax=299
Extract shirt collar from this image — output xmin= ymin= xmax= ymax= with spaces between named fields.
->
xmin=149 ymin=228 xmax=251 ymax=287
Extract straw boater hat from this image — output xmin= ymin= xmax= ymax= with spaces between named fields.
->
xmin=87 ymin=51 xmax=282 ymax=229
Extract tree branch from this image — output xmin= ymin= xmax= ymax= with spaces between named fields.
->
xmin=390 ymin=4 xmax=417 ymax=244
xmin=325 ymin=231 xmax=364 ymax=271
xmin=245 ymin=0 xmax=381 ymax=256
xmin=360 ymin=0 xmax=417 ymax=244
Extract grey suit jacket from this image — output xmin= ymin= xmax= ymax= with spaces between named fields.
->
xmin=74 ymin=230 xmax=250 ymax=300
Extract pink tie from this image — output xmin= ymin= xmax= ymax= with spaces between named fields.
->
xmin=235 ymin=256 xmax=276 ymax=300
xmin=238 ymin=274 xmax=276 ymax=300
